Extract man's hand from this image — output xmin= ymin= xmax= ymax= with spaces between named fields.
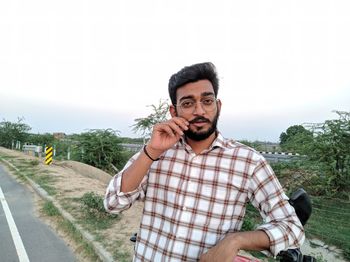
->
xmin=120 ymin=117 xmax=189 ymax=193
xmin=146 ymin=117 xmax=189 ymax=158
xmin=199 ymin=234 xmax=239 ymax=262
xmin=199 ymin=231 xmax=270 ymax=262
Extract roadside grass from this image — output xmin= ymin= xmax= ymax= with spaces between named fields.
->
xmin=32 ymin=173 xmax=57 ymax=195
xmin=41 ymin=200 xmax=100 ymax=261
xmin=62 ymin=192 xmax=121 ymax=232
xmin=0 ymin=155 xmax=16 ymax=159
xmin=79 ymin=193 xmax=121 ymax=232
xmin=42 ymin=201 xmax=60 ymax=216
xmin=60 ymin=193 xmax=130 ymax=260
xmin=4 ymin=157 xmax=58 ymax=196
xmin=305 ymin=197 xmax=350 ymax=260
xmin=113 ymin=240 xmax=131 ymax=262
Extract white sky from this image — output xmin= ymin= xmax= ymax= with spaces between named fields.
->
xmin=1 ymin=0 xmax=349 ymax=142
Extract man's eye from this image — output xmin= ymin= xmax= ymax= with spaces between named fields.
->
xmin=202 ymin=99 xmax=214 ymax=105
xmin=182 ymin=101 xmax=194 ymax=108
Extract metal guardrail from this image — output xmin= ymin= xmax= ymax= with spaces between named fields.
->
xmin=22 ymin=144 xmax=44 ymax=158
xmin=22 ymin=145 xmax=42 ymax=154
xmin=260 ymin=152 xmax=302 ymax=163
xmin=120 ymin=144 xmax=300 ymax=163
xmin=120 ymin=143 xmax=143 ymax=152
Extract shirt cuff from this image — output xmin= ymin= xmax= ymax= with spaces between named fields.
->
xmin=104 ymin=171 xmax=145 ymax=213
xmin=256 ymin=222 xmax=304 ymax=257
xmin=114 ymin=172 xmax=144 ymax=204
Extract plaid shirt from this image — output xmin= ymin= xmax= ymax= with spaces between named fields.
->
xmin=104 ymin=133 xmax=304 ymax=261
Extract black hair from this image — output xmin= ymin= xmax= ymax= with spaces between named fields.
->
xmin=168 ymin=62 xmax=219 ymax=105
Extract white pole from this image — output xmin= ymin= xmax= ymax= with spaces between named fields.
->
xmin=67 ymin=147 xmax=71 ymax=160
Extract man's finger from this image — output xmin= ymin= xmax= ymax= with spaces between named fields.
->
xmin=172 ymin=117 xmax=189 ymax=131
xmin=167 ymin=121 xmax=185 ymax=136
xmin=156 ymin=124 xmax=176 ymax=137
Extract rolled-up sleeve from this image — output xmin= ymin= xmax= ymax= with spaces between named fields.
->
xmin=248 ymin=157 xmax=305 ymax=257
xmin=104 ymin=152 xmax=148 ymax=214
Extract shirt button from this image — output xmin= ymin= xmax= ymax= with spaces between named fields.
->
xmin=182 ymin=207 xmax=187 ymax=211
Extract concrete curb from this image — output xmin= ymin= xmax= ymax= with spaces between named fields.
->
xmin=0 ymin=157 xmax=114 ymax=262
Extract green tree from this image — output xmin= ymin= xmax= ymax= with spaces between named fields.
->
xmin=306 ymin=111 xmax=350 ymax=195
xmin=132 ymin=99 xmax=169 ymax=140
xmin=279 ymin=125 xmax=313 ymax=153
xmin=0 ymin=118 xmax=31 ymax=148
xmin=278 ymin=111 xmax=350 ymax=198
xmin=27 ymin=133 xmax=55 ymax=146
xmin=72 ymin=129 xmax=128 ymax=173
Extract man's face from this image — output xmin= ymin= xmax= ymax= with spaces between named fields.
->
xmin=171 ymin=80 xmax=221 ymax=141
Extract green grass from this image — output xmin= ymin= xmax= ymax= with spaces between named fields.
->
xmin=242 ymin=203 xmax=262 ymax=231
xmin=33 ymin=174 xmax=57 ymax=195
xmin=113 ymin=240 xmax=132 ymax=262
xmin=61 ymin=194 xmax=121 ymax=234
xmin=79 ymin=192 xmax=120 ymax=230
xmin=29 ymin=159 xmax=40 ymax=166
xmin=0 ymin=155 xmax=16 ymax=159
xmin=42 ymin=201 xmax=60 ymax=216
xmin=59 ymin=218 xmax=100 ymax=261
xmin=41 ymin=200 xmax=100 ymax=261
xmin=113 ymin=248 xmax=131 ymax=261
xmin=306 ymin=197 xmax=350 ymax=260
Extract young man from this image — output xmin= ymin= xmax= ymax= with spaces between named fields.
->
xmin=104 ymin=62 xmax=305 ymax=261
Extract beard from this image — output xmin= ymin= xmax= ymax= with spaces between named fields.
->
xmin=183 ymin=111 xmax=220 ymax=141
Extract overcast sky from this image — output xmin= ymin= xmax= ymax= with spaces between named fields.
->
xmin=1 ymin=0 xmax=349 ymax=142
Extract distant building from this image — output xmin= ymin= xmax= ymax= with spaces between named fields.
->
xmin=53 ymin=132 xmax=66 ymax=140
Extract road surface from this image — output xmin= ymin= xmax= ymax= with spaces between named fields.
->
xmin=0 ymin=164 xmax=76 ymax=262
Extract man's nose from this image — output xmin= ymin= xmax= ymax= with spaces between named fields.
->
xmin=193 ymin=101 xmax=206 ymax=115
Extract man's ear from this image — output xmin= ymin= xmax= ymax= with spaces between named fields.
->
xmin=169 ymin=105 xmax=177 ymax=117
xmin=217 ymin=99 xmax=222 ymax=114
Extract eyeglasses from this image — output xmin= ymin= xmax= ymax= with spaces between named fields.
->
xmin=175 ymin=97 xmax=218 ymax=114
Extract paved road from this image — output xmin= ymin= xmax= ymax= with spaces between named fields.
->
xmin=0 ymin=164 xmax=76 ymax=262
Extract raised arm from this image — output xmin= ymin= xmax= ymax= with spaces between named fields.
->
xmin=104 ymin=117 xmax=189 ymax=213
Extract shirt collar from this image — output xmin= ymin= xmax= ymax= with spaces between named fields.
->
xmin=211 ymin=132 xmax=226 ymax=149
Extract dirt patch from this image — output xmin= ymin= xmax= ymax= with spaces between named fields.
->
xmin=55 ymin=160 xmax=112 ymax=184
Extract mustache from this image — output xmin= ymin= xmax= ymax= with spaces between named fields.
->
xmin=189 ymin=116 xmax=210 ymax=124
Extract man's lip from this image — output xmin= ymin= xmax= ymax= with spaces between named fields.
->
xmin=191 ymin=121 xmax=208 ymax=127
xmin=189 ymin=119 xmax=210 ymax=124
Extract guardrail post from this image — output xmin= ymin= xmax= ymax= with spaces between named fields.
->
xmin=67 ymin=146 xmax=71 ymax=160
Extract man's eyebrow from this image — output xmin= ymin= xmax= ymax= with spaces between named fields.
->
xmin=178 ymin=92 xmax=215 ymax=103
xmin=179 ymin=95 xmax=195 ymax=102
xmin=201 ymin=92 xmax=215 ymax=97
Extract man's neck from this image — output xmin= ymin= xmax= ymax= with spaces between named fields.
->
xmin=185 ymin=132 xmax=217 ymax=155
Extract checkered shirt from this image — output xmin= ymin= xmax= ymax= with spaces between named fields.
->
xmin=104 ymin=132 xmax=305 ymax=261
